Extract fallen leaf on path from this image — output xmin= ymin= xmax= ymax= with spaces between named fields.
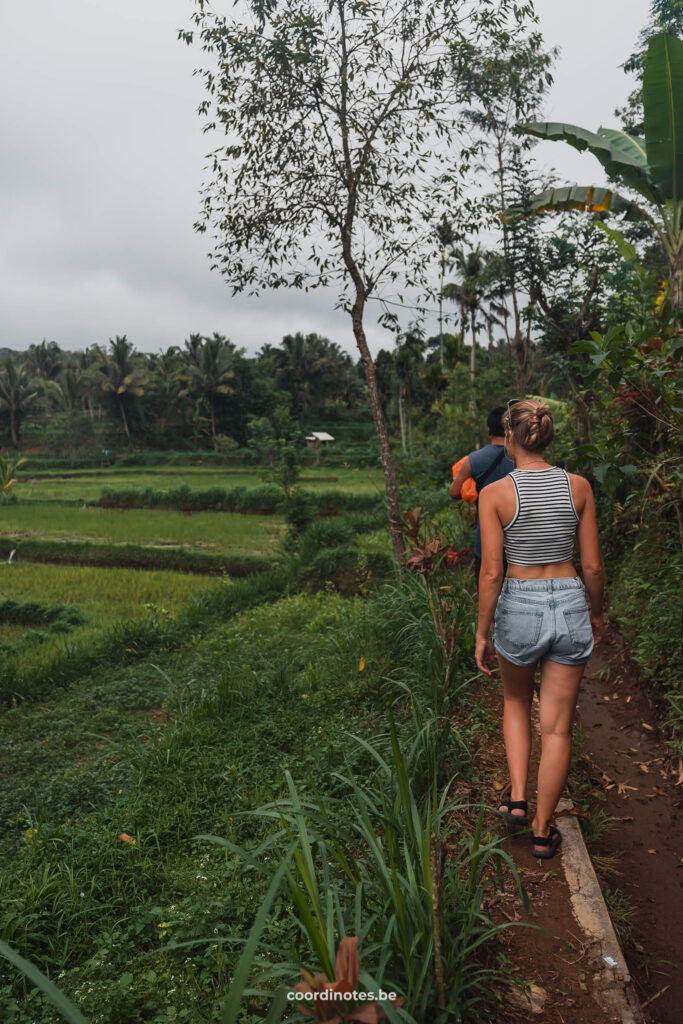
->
xmin=642 ymin=722 xmax=654 ymax=731
xmin=648 ymin=849 xmax=657 ymax=854
xmin=621 ymin=816 xmax=634 ymax=823
xmin=617 ymin=783 xmax=638 ymax=797
xmin=612 ymin=692 xmax=619 ymax=699
xmin=557 ymin=807 xmax=590 ymax=818
xmin=602 ymin=695 xmax=610 ymax=701
xmin=626 ymin=695 xmax=632 ymax=703
xmin=117 ymin=833 xmax=136 ymax=845
xmin=638 ymin=763 xmax=649 ymax=773
xmin=493 ymin=781 xmax=503 ymax=791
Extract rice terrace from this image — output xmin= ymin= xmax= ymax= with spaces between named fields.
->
xmin=0 ymin=2 xmax=681 ymax=1024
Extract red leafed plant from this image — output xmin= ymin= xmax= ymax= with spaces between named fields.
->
xmin=401 ymin=508 xmax=465 ymax=684
xmin=294 ymin=936 xmax=404 ymax=1021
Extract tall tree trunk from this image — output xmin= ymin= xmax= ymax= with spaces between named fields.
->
xmin=398 ymin=387 xmax=407 ymax=453
xmin=350 ymin=295 xmax=403 ymax=564
xmin=439 ymin=250 xmax=445 ymax=369
xmin=209 ymin=397 xmax=217 ymax=448
xmin=672 ymin=247 xmax=682 ymax=315
xmin=469 ymin=307 xmax=477 ymax=422
xmin=118 ymin=397 xmax=130 ymax=440
xmin=336 ymin=5 xmax=403 ymax=564
xmin=10 ymin=404 xmax=17 ymax=447
xmin=407 ymin=387 xmax=412 ymax=452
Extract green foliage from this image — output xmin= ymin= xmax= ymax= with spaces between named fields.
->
xmin=0 ymin=600 xmax=85 ymax=629
xmin=0 ymin=455 xmax=28 ymax=493
xmin=607 ymin=533 xmax=683 ymax=748
xmin=512 ymin=34 xmax=683 ymax=316
xmin=0 ymin=565 xmax=507 ymax=1023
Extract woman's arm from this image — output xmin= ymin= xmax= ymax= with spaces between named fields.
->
xmin=575 ymin=477 xmax=605 ymax=634
xmin=475 ymin=486 xmax=505 ymax=675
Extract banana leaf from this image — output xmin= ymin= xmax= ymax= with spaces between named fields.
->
xmin=518 ymin=121 xmax=662 ymax=205
xmin=643 ymin=33 xmax=683 ymax=205
xmin=502 ymin=185 xmax=647 ymax=223
xmin=594 ymin=221 xmax=641 ymax=265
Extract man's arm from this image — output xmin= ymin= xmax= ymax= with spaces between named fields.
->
xmin=449 ymin=456 xmax=472 ymax=499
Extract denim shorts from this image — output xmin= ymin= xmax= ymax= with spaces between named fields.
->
xmin=493 ymin=577 xmax=594 ymax=667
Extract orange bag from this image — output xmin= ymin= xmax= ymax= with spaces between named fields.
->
xmin=452 ymin=457 xmax=478 ymax=504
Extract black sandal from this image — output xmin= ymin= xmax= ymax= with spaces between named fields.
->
xmin=531 ymin=825 xmax=562 ymax=859
xmin=497 ymin=799 xmax=529 ymax=826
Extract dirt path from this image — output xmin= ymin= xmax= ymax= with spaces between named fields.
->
xmin=470 ymin=622 xmax=682 ymax=1023
xmin=477 ymin=708 xmax=625 ymax=1024
xmin=577 ymin=630 xmax=683 ymax=1024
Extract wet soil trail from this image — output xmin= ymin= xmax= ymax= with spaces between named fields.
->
xmin=474 ymin=688 xmax=622 ymax=1024
xmin=469 ymin=622 xmax=682 ymax=1023
xmin=577 ymin=630 xmax=683 ymax=1024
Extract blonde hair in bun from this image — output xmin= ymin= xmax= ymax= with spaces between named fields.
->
xmin=503 ymin=399 xmax=554 ymax=453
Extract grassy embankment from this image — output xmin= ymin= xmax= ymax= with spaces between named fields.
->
xmin=0 ymin=471 xmax=523 ymax=1023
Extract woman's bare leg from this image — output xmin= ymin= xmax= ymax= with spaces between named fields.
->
xmin=533 ymin=659 xmax=584 ymax=851
xmin=497 ymin=653 xmax=537 ymax=816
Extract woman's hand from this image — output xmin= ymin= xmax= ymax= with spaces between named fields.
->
xmin=590 ymin=615 xmax=605 ymax=646
xmin=475 ymin=632 xmax=495 ymax=676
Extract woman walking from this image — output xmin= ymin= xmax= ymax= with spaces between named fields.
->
xmin=475 ymin=400 xmax=604 ymax=858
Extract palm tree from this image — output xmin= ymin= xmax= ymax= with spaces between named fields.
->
xmin=98 ymin=336 xmax=147 ymax=442
xmin=180 ymin=334 xmax=235 ymax=447
xmin=443 ymin=247 xmax=491 ymax=416
xmin=147 ymin=348 xmax=184 ymax=437
xmin=47 ymin=369 xmax=82 ymax=458
xmin=507 ymin=34 xmax=683 ymax=313
xmin=0 ymin=360 xmax=41 ymax=447
xmin=273 ymin=333 xmax=351 ymax=418
xmin=75 ymin=346 xmax=105 ymax=419
xmin=25 ymin=339 xmax=62 ymax=383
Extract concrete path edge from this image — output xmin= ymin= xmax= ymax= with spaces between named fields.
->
xmin=556 ymin=795 xmax=645 ymax=1023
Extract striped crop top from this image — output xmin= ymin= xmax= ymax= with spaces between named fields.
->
xmin=503 ymin=467 xmax=579 ymax=566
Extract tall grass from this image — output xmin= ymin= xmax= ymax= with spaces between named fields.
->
xmin=202 ymin=717 xmax=525 ymax=1023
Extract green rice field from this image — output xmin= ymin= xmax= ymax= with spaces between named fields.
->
xmin=14 ymin=465 xmax=384 ymax=501
xmin=0 ymin=504 xmax=285 ymax=554
xmin=0 ymin=561 xmax=222 ymax=682
xmin=0 ymin=562 xmax=216 ymax=621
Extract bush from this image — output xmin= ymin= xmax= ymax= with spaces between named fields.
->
xmin=97 ymin=485 xmax=379 ymax=516
xmin=0 ymin=538 xmax=270 ymax=577
xmin=607 ymin=530 xmax=683 ymax=749
xmin=0 ymin=599 xmax=85 ymax=629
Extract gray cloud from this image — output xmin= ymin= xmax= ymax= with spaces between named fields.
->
xmin=0 ymin=1 xmax=644 ymax=358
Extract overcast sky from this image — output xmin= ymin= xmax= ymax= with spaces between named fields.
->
xmin=0 ymin=1 xmax=646 ymax=358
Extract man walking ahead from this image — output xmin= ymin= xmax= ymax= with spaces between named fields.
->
xmin=449 ymin=406 xmax=514 ymax=586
